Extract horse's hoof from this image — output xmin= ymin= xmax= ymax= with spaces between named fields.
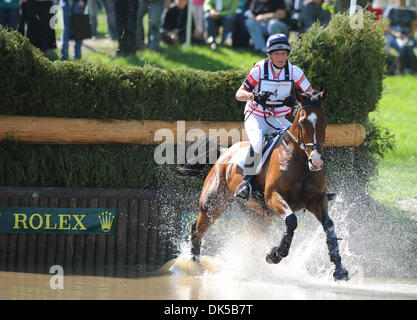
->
xmin=327 ymin=192 xmax=336 ymax=201
xmin=265 ymin=251 xmax=283 ymax=264
xmin=191 ymin=255 xmax=200 ymax=264
xmin=333 ymin=268 xmax=349 ymax=281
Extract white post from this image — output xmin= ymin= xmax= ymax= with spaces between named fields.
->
xmin=349 ymin=0 xmax=357 ymax=16
xmin=184 ymin=0 xmax=194 ymax=47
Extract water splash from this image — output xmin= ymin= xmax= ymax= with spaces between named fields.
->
xmin=169 ymin=188 xmax=417 ymax=284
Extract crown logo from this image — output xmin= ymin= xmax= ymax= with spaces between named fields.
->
xmin=98 ymin=211 xmax=115 ymax=232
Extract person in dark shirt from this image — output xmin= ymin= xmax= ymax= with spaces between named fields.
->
xmin=18 ymin=0 xmax=56 ymax=55
xmin=244 ymin=0 xmax=288 ymax=52
xmin=383 ymin=0 xmax=417 ymax=74
xmin=301 ymin=0 xmax=330 ymax=33
xmin=161 ymin=0 xmax=191 ymax=44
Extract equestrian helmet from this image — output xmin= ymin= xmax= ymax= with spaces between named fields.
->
xmin=266 ymin=34 xmax=291 ymax=54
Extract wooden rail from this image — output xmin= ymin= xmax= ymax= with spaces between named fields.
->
xmin=0 ymin=115 xmax=366 ymax=147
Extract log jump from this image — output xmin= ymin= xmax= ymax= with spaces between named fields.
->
xmin=0 ymin=115 xmax=366 ymax=147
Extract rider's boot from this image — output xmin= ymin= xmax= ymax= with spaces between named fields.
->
xmin=234 ymin=174 xmax=255 ymax=200
xmin=234 ymin=146 xmax=259 ymax=200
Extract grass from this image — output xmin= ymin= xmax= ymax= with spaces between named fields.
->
xmin=369 ymin=75 xmax=417 ymax=203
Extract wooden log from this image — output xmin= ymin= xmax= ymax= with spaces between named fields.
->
xmin=0 ymin=116 xmax=366 ymax=147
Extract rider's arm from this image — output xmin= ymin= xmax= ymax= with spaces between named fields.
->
xmin=236 ymin=64 xmax=261 ymax=101
xmin=236 ymin=85 xmax=254 ymax=102
xmin=292 ymin=65 xmax=312 ymax=93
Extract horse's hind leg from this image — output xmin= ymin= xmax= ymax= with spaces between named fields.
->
xmin=191 ymin=188 xmax=230 ymax=262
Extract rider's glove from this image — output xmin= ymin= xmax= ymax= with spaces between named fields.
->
xmin=251 ymin=91 xmax=271 ymax=108
xmin=283 ymin=94 xmax=297 ymax=108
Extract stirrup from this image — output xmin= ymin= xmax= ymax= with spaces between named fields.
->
xmin=234 ymin=180 xmax=252 ymax=200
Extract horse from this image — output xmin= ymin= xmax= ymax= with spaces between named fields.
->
xmin=189 ymin=89 xmax=349 ymax=281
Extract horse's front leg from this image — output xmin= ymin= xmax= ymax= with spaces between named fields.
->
xmin=322 ymin=214 xmax=349 ymax=280
xmin=264 ymin=190 xmax=297 ymax=264
xmin=309 ymin=198 xmax=349 ymax=281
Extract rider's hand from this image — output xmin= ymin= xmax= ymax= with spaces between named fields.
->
xmin=251 ymin=91 xmax=270 ymax=107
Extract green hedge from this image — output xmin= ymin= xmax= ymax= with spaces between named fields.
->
xmin=290 ymin=11 xmax=386 ymax=124
xmin=0 ymin=27 xmax=245 ymax=121
xmin=0 ymin=12 xmax=393 ymax=190
xmin=0 ymin=12 xmax=386 ymax=124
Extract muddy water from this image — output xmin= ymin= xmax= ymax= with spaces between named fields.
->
xmin=1 ymin=257 xmax=417 ymax=300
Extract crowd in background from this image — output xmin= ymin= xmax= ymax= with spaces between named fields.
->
xmin=0 ymin=0 xmax=416 ymax=74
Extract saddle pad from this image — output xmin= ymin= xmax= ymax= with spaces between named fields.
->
xmin=229 ymin=132 xmax=282 ymax=174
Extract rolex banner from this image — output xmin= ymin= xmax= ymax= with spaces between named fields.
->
xmin=0 ymin=207 xmax=118 ymax=234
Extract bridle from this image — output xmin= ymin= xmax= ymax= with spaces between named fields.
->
xmin=282 ymin=104 xmax=326 ymax=159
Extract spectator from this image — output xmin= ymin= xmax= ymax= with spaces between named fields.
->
xmin=60 ymin=0 xmax=87 ymax=60
xmin=366 ymin=0 xmax=382 ymax=20
xmin=136 ymin=0 xmax=165 ymax=51
xmin=192 ymin=0 xmax=205 ymax=42
xmin=204 ymin=0 xmax=238 ymax=49
xmin=18 ymin=0 xmax=56 ymax=55
xmin=300 ymin=0 xmax=330 ymax=33
xmin=232 ymin=0 xmax=251 ymax=47
xmin=115 ymin=0 xmax=138 ymax=56
xmin=161 ymin=0 xmax=192 ymax=44
xmin=101 ymin=0 xmax=118 ymax=40
xmin=245 ymin=0 xmax=288 ymax=53
xmin=87 ymin=0 xmax=99 ymax=38
xmin=0 ymin=0 xmax=19 ymax=30
xmin=383 ymin=0 xmax=417 ymax=74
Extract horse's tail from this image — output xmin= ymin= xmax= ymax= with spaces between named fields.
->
xmin=176 ymin=137 xmax=223 ymax=177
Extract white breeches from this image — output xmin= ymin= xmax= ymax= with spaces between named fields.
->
xmin=244 ymin=114 xmax=292 ymax=154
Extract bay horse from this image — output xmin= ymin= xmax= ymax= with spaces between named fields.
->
xmin=189 ymin=89 xmax=349 ymax=281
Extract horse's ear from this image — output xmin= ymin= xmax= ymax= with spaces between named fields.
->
xmin=320 ymin=88 xmax=328 ymax=101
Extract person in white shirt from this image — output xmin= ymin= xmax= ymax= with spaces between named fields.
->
xmin=234 ymin=33 xmax=313 ymax=200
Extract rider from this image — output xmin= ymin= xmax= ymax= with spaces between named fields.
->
xmin=234 ymin=33 xmax=313 ymax=200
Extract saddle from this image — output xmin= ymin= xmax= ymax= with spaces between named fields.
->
xmin=245 ymin=130 xmax=336 ymax=213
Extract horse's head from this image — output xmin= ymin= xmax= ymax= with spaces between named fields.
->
xmin=292 ymin=89 xmax=328 ymax=171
